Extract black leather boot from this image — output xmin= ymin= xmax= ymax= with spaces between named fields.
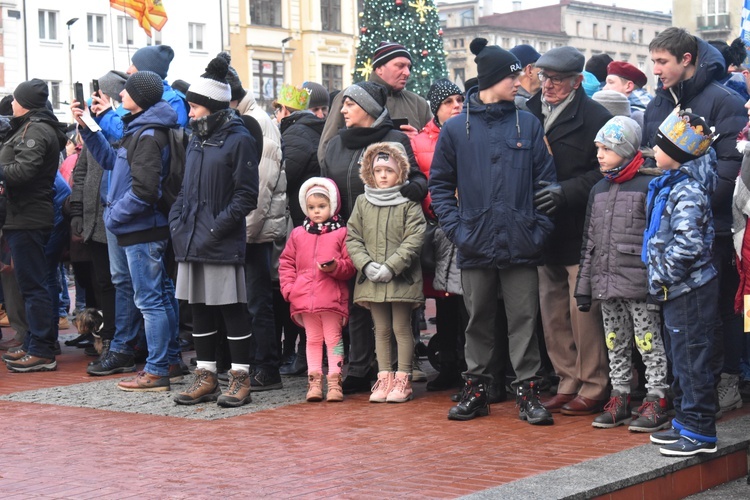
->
xmin=517 ymin=380 xmax=554 ymax=425
xmin=280 ymin=347 xmax=307 ymax=376
xmin=448 ymin=377 xmax=490 ymax=421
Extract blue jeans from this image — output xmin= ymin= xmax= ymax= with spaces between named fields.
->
xmin=44 ymin=224 xmax=68 ymax=340
xmin=59 ymin=264 xmax=70 ymax=317
xmin=4 ymin=229 xmax=55 ymax=358
xmin=245 ymin=242 xmax=279 ymax=372
xmin=662 ymin=278 xmax=719 ymax=440
xmin=106 ymin=229 xmax=178 ymax=376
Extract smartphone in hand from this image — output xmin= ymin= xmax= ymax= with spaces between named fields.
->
xmin=392 ymin=117 xmax=409 ymax=129
xmin=92 ymin=79 xmax=100 ymax=97
xmin=320 ymin=259 xmax=335 ymax=268
xmin=74 ymin=82 xmax=85 ymax=109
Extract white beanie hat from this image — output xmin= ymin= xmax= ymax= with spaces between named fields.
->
xmin=185 ymin=56 xmax=232 ymax=112
xmin=299 ymin=177 xmax=340 ymax=218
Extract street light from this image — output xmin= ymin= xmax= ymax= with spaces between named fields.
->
xmin=281 ymin=36 xmax=293 ymax=86
xmin=67 ymin=18 xmax=79 ymax=104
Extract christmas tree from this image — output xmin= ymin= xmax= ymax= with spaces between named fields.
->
xmin=355 ymin=0 xmax=447 ymax=97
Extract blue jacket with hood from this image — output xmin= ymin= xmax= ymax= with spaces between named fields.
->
xmin=429 ymin=88 xmax=556 ymax=269
xmin=81 ymin=100 xmax=178 ymax=246
xmin=643 ymin=37 xmax=746 ymax=236
xmin=646 ymin=149 xmax=718 ymax=301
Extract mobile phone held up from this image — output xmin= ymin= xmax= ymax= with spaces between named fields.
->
xmin=92 ymin=79 xmax=100 ymax=97
xmin=74 ymin=82 xmax=85 ymax=109
xmin=392 ymin=117 xmax=409 ymax=129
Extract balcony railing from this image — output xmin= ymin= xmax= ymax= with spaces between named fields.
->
xmin=697 ymin=14 xmax=731 ymax=31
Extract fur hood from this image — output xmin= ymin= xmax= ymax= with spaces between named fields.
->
xmin=359 ymin=142 xmax=409 ymax=188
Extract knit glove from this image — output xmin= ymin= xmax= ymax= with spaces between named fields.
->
xmin=364 ymin=262 xmax=381 ymax=281
xmin=576 ymin=295 xmax=591 ymax=312
xmin=373 ymin=264 xmax=394 ymax=283
xmin=533 ymin=181 xmax=566 ymax=215
xmin=400 ymin=179 xmax=426 ymax=203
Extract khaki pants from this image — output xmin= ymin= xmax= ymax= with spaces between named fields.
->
xmin=538 ymin=263 xmax=608 ymax=400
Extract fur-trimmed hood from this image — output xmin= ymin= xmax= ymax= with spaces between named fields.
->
xmin=298 ymin=176 xmax=341 ymax=217
xmin=360 ymin=142 xmax=409 ymax=188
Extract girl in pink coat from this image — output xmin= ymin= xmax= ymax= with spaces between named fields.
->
xmin=279 ymin=177 xmax=355 ymax=402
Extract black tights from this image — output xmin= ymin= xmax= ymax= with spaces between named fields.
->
xmin=191 ymin=302 xmax=252 ymax=366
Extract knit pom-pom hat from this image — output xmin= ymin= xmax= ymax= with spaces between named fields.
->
xmin=185 ymin=56 xmax=232 ymax=112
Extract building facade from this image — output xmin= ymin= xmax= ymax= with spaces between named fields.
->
xmin=0 ymin=0 xmax=225 ymax=118
xmin=439 ymin=0 xmax=671 ymax=92
xmin=672 ymin=0 xmax=743 ymax=42
xmin=228 ymin=0 xmax=359 ymax=113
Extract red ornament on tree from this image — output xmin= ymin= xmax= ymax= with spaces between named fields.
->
xmin=361 ymin=27 xmax=367 ymax=34
xmin=421 ymin=50 xmax=428 ymax=57
xmin=395 ymin=0 xmax=403 ymax=5
xmin=438 ymin=29 xmax=443 ymax=36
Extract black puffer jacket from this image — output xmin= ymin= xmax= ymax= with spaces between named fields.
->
xmin=169 ymin=113 xmax=260 ymax=264
xmin=643 ymin=37 xmax=746 ymax=236
xmin=527 ymin=88 xmax=612 ymax=265
xmin=280 ymin=111 xmax=325 ymax=226
xmin=320 ymin=113 xmax=426 ymax=219
xmin=0 ymin=108 xmax=67 ymax=230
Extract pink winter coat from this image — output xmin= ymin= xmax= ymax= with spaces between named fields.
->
xmin=279 ymin=226 xmax=356 ymax=327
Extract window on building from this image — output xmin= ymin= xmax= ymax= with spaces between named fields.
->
xmin=189 ymin=23 xmax=204 ymax=51
xmin=250 ymin=0 xmax=282 ymax=27
xmin=707 ymin=0 xmax=728 ymax=14
xmin=452 ymin=39 xmax=458 ymax=48
xmin=38 ymin=10 xmax=58 ymax=41
xmin=606 ymin=25 xmax=611 ymax=40
xmin=460 ymin=9 xmax=474 ymax=26
xmin=459 ymin=38 xmax=465 ymax=48
xmin=253 ymin=59 xmax=283 ymax=111
xmin=539 ymin=41 xmax=548 ymax=53
xmin=45 ymin=81 xmax=61 ymax=109
xmin=454 ymin=68 xmax=465 ymax=85
xmin=87 ymin=14 xmax=105 ymax=44
xmin=501 ymin=37 xmax=510 ymax=48
xmin=146 ymin=30 xmax=163 ymax=46
xmin=117 ymin=16 xmax=134 ymax=46
xmin=638 ymin=29 xmax=643 ymax=44
xmin=576 ymin=21 xmax=581 ymax=36
xmin=521 ymin=39 xmax=530 ymax=45
xmin=321 ymin=0 xmax=340 ymax=32
xmin=322 ymin=64 xmax=343 ymax=92
xmin=593 ymin=23 xmax=598 ymax=39
xmin=622 ymin=27 xmax=627 ymax=42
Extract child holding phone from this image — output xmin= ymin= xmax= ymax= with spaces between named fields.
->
xmin=279 ymin=177 xmax=355 ymax=402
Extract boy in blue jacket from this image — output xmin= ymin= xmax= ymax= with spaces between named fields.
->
xmin=644 ymin=110 xmax=719 ymax=456
xmin=430 ymin=38 xmax=556 ymax=425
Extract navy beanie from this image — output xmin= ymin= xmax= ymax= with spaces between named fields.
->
xmin=131 ymin=45 xmax=174 ymax=79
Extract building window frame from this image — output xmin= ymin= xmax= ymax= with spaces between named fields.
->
xmin=253 ymin=59 xmax=283 ymax=112
xmin=188 ymin=22 xmax=205 ymax=51
xmin=250 ymin=0 xmax=282 ymax=27
xmin=87 ymin=13 xmax=106 ymax=45
xmin=321 ymin=0 xmax=341 ymax=32
xmin=38 ymin=10 xmax=58 ymax=41
xmin=117 ymin=16 xmax=134 ymax=46
xmin=322 ymin=64 xmax=343 ymax=92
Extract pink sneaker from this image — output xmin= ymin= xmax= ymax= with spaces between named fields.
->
xmin=369 ymin=371 xmax=394 ymax=403
xmin=386 ymin=372 xmax=413 ymax=403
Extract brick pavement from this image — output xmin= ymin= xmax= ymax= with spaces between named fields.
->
xmin=1 ymin=322 xmax=749 ymax=498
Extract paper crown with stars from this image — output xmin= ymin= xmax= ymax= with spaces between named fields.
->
xmin=275 ymin=83 xmax=311 ymax=111
xmin=655 ymin=110 xmax=715 ymax=163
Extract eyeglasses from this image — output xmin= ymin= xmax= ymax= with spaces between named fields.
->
xmin=538 ymin=72 xmax=575 ymax=86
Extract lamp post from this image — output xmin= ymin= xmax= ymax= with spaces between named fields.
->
xmin=67 ymin=18 xmax=79 ymax=103
xmin=280 ymin=36 xmax=293 ymax=86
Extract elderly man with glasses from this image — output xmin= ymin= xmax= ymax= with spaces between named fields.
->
xmin=526 ymin=46 xmax=613 ymax=417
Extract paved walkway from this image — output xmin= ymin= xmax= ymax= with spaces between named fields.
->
xmin=1 ymin=321 xmax=748 ymax=498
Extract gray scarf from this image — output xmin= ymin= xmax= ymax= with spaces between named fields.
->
xmin=364 ymin=183 xmax=410 ymax=206
xmin=540 ymin=90 xmax=577 ymax=133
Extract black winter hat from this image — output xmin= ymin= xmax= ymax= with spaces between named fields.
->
xmin=470 ymin=38 xmax=522 ymax=91
xmin=131 ymin=45 xmax=174 ymax=79
xmin=585 ymin=53 xmax=613 ymax=83
xmin=217 ymin=52 xmax=247 ymax=101
xmin=427 ymin=79 xmax=463 ymax=118
xmin=125 ymin=71 xmax=164 ymax=110
xmin=14 ymin=78 xmax=49 ymax=110
xmin=186 ymin=56 xmax=232 ymax=112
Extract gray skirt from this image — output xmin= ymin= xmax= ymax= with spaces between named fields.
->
xmin=175 ymin=262 xmax=247 ymax=305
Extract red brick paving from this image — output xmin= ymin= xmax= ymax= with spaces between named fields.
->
xmin=1 ymin=325 xmax=749 ymax=497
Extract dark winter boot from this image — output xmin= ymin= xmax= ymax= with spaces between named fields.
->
xmin=592 ymin=390 xmax=631 ymax=429
xmin=517 ymin=380 xmax=554 ymax=425
xmin=280 ymin=346 xmax=307 ymax=376
xmin=447 ymin=377 xmax=490 ymax=421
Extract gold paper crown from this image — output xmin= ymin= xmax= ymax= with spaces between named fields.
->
xmin=656 ymin=110 xmax=714 ymax=162
xmin=276 ymin=84 xmax=311 ymax=111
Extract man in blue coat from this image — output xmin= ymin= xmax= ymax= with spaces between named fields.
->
xmin=643 ymin=28 xmax=747 ymax=415
xmin=430 ymin=38 xmax=556 ymax=424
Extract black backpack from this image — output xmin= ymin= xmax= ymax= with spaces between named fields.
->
xmin=126 ymin=126 xmax=188 ymax=215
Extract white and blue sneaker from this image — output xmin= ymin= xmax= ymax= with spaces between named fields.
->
xmin=650 ymin=425 xmax=681 ymax=444
xmin=659 ymin=436 xmax=717 ymax=456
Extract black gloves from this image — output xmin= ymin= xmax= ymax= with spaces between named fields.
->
xmin=401 ymin=175 xmax=427 ymax=203
xmin=533 ymin=181 xmax=566 ymax=215
xmin=576 ymin=296 xmax=592 ymax=312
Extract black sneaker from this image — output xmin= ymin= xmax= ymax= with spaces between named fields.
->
xmin=249 ymin=368 xmax=283 ymax=392
xmin=650 ymin=425 xmax=682 ymax=444
xmin=87 ymin=350 xmax=136 ymax=376
xmin=342 ymin=369 xmax=376 ymax=394
xmin=516 ymin=380 xmax=554 ymax=425
xmin=448 ymin=378 xmax=490 ymax=421
xmin=659 ymin=436 xmax=717 ymax=456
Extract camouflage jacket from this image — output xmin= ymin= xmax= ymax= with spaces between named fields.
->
xmin=645 ymin=149 xmax=718 ymax=301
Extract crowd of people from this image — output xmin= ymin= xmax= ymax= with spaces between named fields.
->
xmin=1 ymin=26 xmax=750 ymax=458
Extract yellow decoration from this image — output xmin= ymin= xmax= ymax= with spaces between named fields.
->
xmin=276 ymin=84 xmax=311 ymax=110
xmin=606 ymin=332 xmax=617 ymax=350
xmin=357 ymin=58 xmax=374 ymax=80
xmin=635 ymin=332 xmax=654 ymax=352
xmin=384 ymin=21 xmax=391 ymax=27
xmin=409 ymin=0 xmax=435 ymax=23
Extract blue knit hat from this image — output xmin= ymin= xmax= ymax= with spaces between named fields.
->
xmin=510 ymin=44 xmax=541 ymax=67
xmin=131 ymin=45 xmax=174 ymax=79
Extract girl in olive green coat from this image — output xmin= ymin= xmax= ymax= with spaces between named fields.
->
xmin=346 ymin=142 xmax=425 ymax=403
